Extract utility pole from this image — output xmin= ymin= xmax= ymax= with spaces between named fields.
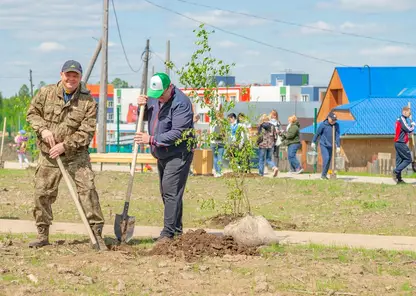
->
xmin=142 ymin=39 xmax=150 ymax=95
xmin=29 ymin=69 xmax=34 ymax=98
xmin=165 ymin=40 xmax=170 ymax=76
xmin=152 ymin=65 xmax=155 ymax=77
xmin=83 ymin=39 xmax=102 ymax=84
xmin=139 ymin=39 xmax=150 ymax=171
xmin=98 ymin=0 xmax=109 ymax=153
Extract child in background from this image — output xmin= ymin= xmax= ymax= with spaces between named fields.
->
xmin=14 ymin=130 xmax=30 ymax=168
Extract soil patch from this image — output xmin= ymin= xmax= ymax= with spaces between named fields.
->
xmin=222 ymin=172 xmax=260 ymax=178
xmin=145 ymin=229 xmax=258 ymax=261
xmin=206 ymin=214 xmax=298 ymax=230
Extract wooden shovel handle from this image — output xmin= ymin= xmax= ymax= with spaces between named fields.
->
xmin=56 ymin=156 xmax=98 ymax=248
xmin=125 ymin=104 xmax=146 ymax=203
xmin=0 ymin=117 xmax=6 ymax=161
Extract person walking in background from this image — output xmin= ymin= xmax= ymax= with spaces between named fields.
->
xmin=311 ymin=112 xmax=340 ymax=180
xmin=269 ymin=109 xmax=282 ymax=170
xmin=210 ymin=111 xmax=226 ymax=177
xmin=13 ymin=130 xmax=30 ymax=168
xmin=257 ymin=114 xmax=279 ymax=177
xmin=281 ymin=115 xmax=303 ymax=174
xmin=227 ymin=113 xmax=238 ymax=141
xmin=393 ymin=106 xmax=415 ymax=184
xmin=237 ymin=113 xmax=252 ymax=173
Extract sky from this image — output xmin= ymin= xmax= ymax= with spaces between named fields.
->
xmin=0 ymin=0 xmax=416 ymax=97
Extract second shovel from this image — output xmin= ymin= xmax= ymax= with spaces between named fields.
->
xmin=114 ymin=104 xmax=145 ymax=243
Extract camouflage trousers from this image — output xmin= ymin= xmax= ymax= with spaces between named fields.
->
xmin=33 ymin=151 xmax=104 ymax=227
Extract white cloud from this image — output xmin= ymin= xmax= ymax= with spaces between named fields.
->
xmin=300 ymin=20 xmax=380 ymax=35
xmin=360 ymin=45 xmax=416 ymax=56
xmin=301 ymin=21 xmax=333 ymax=34
xmin=37 ymin=42 xmax=65 ymax=52
xmin=217 ymin=40 xmax=238 ymax=48
xmin=317 ymin=0 xmax=416 ymax=12
xmin=179 ymin=10 xmax=267 ymax=28
xmin=0 ymin=0 xmax=149 ymax=41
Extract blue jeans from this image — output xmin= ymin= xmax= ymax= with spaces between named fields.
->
xmin=288 ymin=143 xmax=301 ymax=171
xmin=258 ymin=148 xmax=276 ymax=176
xmin=320 ymin=144 xmax=332 ymax=177
xmin=211 ymin=144 xmax=225 ymax=174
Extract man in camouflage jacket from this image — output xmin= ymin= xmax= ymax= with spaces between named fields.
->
xmin=26 ymin=60 xmax=106 ymax=249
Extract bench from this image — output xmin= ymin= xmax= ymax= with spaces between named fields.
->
xmin=89 ymin=153 xmax=157 ymax=172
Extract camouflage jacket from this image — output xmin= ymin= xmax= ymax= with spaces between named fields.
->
xmin=27 ymin=81 xmax=97 ymax=155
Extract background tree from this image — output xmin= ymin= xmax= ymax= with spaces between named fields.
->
xmin=167 ymin=24 xmax=256 ymax=217
xmin=111 ymin=78 xmax=130 ymax=88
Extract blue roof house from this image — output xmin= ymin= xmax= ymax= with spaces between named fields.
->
xmin=300 ymin=66 xmax=416 ymax=169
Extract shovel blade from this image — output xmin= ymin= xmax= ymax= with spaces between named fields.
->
xmin=114 ymin=214 xmax=136 ymax=243
xmin=412 ymin=162 xmax=416 ymax=173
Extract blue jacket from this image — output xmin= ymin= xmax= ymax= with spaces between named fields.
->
xmin=395 ymin=115 xmax=414 ymax=143
xmin=144 ymin=86 xmax=194 ymax=159
xmin=312 ymin=119 xmax=340 ymax=148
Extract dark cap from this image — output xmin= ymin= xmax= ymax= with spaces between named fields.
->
xmin=61 ymin=60 xmax=82 ymax=75
xmin=328 ymin=111 xmax=337 ymax=121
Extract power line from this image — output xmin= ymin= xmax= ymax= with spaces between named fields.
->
xmin=174 ymin=0 xmax=415 ymax=47
xmin=111 ymin=0 xmax=144 ymax=73
xmin=144 ymin=0 xmax=348 ymax=66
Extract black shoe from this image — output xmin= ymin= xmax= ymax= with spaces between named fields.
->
xmin=397 ymin=180 xmax=406 ymax=185
xmin=392 ymin=171 xmax=399 ymax=183
xmin=154 ymin=236 xmax=173 ymax=245
xmin=320 ymin=176 xmax=329 ymax=180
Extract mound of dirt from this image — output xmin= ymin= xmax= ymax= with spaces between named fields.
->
xmin=147 ymin=229 xmax=258 ymax=261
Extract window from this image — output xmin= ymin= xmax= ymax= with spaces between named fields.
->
xmin=301 ymin=94 xmax=309 ymax=102
xmin=276 ymin=79 xmax=284 ymax=87
xmin=280 ymin=95 xmax=286 ymax=101
xmin=198 ymin=113 xmax=205 ymax=123
xmin=230 ymin=95 xmax=237 ymax=102
xmin=107 ymin=100 xmax=114 ymax=108
xmin=107 ymin=113 xmax=114 ymax=121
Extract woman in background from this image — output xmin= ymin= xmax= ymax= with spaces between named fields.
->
xmin=281 ymin=115 xmax=303 ymax=174
xmin=257 ymin=114 xmax=279 ymax=177
xmin=269 ymin=109 xmax=282 ymax=170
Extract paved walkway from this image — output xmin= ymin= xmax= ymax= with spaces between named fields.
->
xmin=2 ymin=219 xmax=416 ymax=252
xmin=5 ymin=161 xmax=415 ymax=186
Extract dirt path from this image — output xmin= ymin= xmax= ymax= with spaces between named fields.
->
xmin=2 ymin=219 xmax=416 ymax=252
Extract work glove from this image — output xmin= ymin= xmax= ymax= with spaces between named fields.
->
xmin=336 ymin=147 xmax=341 ymax=154
xmin=311 ymin=143 xmax=316 ymax=150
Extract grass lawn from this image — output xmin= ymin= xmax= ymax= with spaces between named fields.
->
xmin=1 ymin=169 xmax=416 ymax=236
xmin=1 ymin=233 xmax=416 ymax=295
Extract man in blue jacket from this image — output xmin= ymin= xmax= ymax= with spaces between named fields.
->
xmin=393 ymin=106 xmax=415 ymax=184
xmin=311 ymin=112 xmax=340 ymax=180
xmin=134 ymin=72 xmax=194 ymax=241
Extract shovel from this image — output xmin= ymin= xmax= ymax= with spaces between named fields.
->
xmin=56 ymin=156 xmax=100 ymax=250
xmin=114 ymin=103 xmax=146 ymax=243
